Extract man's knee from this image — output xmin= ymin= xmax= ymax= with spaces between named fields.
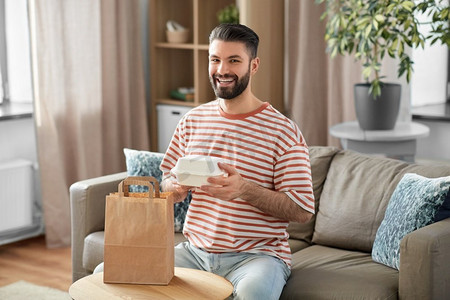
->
xmin=229 ymin=255 xmax=289 ymax=300
xmin=233 ymin=275 xmax=284 ymax=300
xmin=93 ymin=262 xmax=104 ymax=274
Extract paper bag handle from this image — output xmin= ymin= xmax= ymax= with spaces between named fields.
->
xmin=118 ymin=176 xmax=160 ymax=198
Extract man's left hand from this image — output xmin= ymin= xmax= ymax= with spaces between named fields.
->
xmin=200 ymin=162 xmax=247 ymax=201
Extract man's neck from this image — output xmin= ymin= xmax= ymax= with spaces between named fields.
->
xmin=219 ymin=92 xmax=263 ymax=115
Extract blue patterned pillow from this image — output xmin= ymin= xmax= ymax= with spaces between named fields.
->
xmin=123 ymin=148 xmax=191 ymax=232
xmin=372 ymin=173 xmax=450 ymax=270
xmin=434 ymin=190 xmax=450 ymax=222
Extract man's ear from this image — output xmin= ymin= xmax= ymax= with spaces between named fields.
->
xmin=251 ymin=57 xmax=260 ymax=75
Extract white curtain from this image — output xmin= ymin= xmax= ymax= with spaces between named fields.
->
xmin=29 ymin=0 xmax=149 ymax=247
xmin=285 ymin=0 xmax=362 ymax=147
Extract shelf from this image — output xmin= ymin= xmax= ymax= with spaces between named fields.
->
xmin=157 ymin=99 xmax=198 ymax=107
xmin=152 ymin=47 xmax=194 ymax=100
xmin=149 ymin=0 xmax=235 ymax=151
xmin=155 ymin=43 xmax=210 ymax=50
xmin=197 ymin=44 xmax=209 ymax=50
xmin=155 ymin=43 xmax=196 ymax=50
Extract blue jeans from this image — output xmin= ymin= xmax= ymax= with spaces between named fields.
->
xmin=175 ymin=242 xmax=290 ymax=300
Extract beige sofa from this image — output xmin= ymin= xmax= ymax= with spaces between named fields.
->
xmin=70 ymin=146 xmax=450 ymax=299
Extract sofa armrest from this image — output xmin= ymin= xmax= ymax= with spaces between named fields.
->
xmin=399 ymin=218 xmax=450 ymax=300
xmin=70 ymin=172 xmax=127 ymax=282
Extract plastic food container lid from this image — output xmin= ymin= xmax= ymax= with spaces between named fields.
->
xmin=170 ymin=155 xmax=224 ymax=186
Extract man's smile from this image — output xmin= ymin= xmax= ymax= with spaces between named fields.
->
xmin=215 ymin=76 xmax=236 ymax=87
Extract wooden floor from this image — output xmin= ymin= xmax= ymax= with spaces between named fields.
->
xmin=0 ymin=235 xmax=72 ymax=292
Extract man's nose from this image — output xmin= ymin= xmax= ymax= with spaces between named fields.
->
xmin=217 ymin=62 xmax=229 ymax=74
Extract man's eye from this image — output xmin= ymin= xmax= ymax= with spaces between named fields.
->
xmin=210 ymin=58 xmax=220 ymax=63
xmin=230 ymin=59 xmax=240 ymax=63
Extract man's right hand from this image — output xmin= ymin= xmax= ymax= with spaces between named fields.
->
xmin=162 ymin=178 xmax=193 ymax=203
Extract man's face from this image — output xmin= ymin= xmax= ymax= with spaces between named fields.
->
xmin=208 ymin=40 xmax=256 ymax=100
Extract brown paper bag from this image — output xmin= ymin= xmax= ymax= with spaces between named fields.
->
xmin=103 ymin=176 xmax=174 ymax=285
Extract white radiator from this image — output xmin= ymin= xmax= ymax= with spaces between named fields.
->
xmin=0 ymin=159 xmax=34 ymax=232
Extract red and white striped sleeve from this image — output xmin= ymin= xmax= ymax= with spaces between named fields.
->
xmin=160 ymin=118 xmax=186 ymax=180
xmin=274 ymin=143 xmax=315 ymax=214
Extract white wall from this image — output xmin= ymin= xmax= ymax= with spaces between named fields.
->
xmin=415 ymin=119 xmax=450 ymax=163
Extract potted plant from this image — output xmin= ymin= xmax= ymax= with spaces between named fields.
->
xmin=217 ymin=3 xmax=239 ymax=24
xmin=316 ymin=0 xmax=450 ymax=130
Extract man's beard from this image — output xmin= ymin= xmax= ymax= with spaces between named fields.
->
xmin=209 ymin=68 xmax=250 ymax=100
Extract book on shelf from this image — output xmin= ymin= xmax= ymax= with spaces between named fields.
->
xmin=170 ymin=87 xmax=195 ymax=102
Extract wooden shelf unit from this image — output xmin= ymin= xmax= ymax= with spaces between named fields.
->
xmin=149 ymin=0 xmax=284 ymax=151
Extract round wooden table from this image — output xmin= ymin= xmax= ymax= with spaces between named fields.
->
xmin=69 ymin=268 xmax=233 ymax=300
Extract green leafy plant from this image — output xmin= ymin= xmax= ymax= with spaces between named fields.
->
xmin=316 ymin=0 xmax=450 ymax=97
xmin=217 ymin=4 xmax=239 ymax=24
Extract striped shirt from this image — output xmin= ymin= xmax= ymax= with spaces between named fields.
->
xmin=160 ymin=100 xmax=314 ymax=267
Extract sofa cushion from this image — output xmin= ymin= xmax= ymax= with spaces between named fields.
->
xmin=83 ymin=231 xmax=105 ymax=272
xmin=313 ymin=150 xmax=450 ymax=253
xmin=399 ymin=162 xmax=450 ymax=218
xmin=372 ymin=173 xmax=450 ymax=270
xmin=312 ymin=151 xmax=408 ymax=252
xmin=123 ymin=148 xmax=191 ymax=232
xmin=287 ymin=146 xmax=339 ymax=244
xmin=280 ymin=245 xmax=398 ymax=299
xmin=435 ymin=191 xmax=450 ymax=222
xmin=287 ymin=239 xmax=310 ymax=254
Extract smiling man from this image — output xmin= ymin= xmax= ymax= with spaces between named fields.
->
xmin=160 ymin=24 xmax=314 ymax=300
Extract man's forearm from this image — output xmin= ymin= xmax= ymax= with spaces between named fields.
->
xmin=203 ymin=163 xmax=313 ymax=223
xmin=240 ymin=180 xmax=312 ymax=223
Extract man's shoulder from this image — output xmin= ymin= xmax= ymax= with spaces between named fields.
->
xmin=261 ymin=104 xmax=300 ymax=130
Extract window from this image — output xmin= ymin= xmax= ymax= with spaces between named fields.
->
xmin=410 ymin=6 xmax=449 ymax=108
xmin=0 ymin=0 xmax=33 ymax=105
xmin=0 ymin=0 xmax=6 ymax=104
xmin=448 ymin=49 xmax=450 ymax=101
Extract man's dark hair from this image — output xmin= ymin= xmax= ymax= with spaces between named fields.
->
xmin=209 ymin=23 xmax=259 ymax=59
